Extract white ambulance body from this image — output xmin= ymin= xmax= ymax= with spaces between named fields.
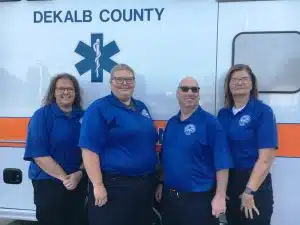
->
xmin=0 ymin=0 xmax=299 ymax=224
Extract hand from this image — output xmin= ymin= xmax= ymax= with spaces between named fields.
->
xmin=155 ymin=184 xmax=163 ymax=202
xmin=94 ymin=184 xmax=108 ymax=207
xmin=211 ymin=193 xmax=226 ymax=218
xmin=63 ymin=171 xmax=83 ymax=190
xmin=239 ymin=192 xmax=260 ymax=219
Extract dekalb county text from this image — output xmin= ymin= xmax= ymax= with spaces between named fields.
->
xmin=33 ymin=8 xmax=165 ymax=23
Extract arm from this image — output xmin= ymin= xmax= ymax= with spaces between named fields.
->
xmin=246 ymin=149 xmax=276 ymax=191
xmin=34 ymin=156 xmax=67 ymax=181
xmin=78 ymin=102 xmax=108 ymax=206
xmin=240 ymin=149 xmax=275 ymax=219
xmin=240 ymin=106 xmax=277 ymax=219
xmin=246 ymin=106 xmax=278 ymax=192
xmin=24 ymin=109 xmax=67 ymax=181
xmin=82 ymin=149 xmax=104 ymax=187
xmin=211 ymin=120 xmax=233 ymax=217
xmin=212 ymin=121 xmax=233 ymax=196
xmin=215 ymin=169 xmax=229 ymax=198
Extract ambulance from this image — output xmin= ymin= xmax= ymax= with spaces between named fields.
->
xmin=0 ymin=0 xmax=299 ymax=224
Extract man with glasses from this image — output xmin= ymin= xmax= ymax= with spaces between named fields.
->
xmin=79 ymin=64 xmax=158 ymax=225
xmin=155 ymin=77 xmax=233 ymax=225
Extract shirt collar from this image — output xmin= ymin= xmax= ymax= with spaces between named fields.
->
xmin=226 ymin=97 xmax=256 ymax=116
xmin=50 ymin=102 xmax=83 ymax=119
xmin=175 ymin=105 xmax=203 ymax=123
xmin=107 ymin=92 xmax=140 ymax=111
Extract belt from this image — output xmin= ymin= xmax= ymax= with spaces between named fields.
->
xmin=166 ymin=188 xmax=213 ymax=198
xmin=168 ymin=188 xmax=181 ymax=198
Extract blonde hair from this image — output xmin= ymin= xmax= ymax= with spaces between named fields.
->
xmin=110 ymin=64 xmax=135 ymax=81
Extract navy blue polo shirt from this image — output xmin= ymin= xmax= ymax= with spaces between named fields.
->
xmin=217 ymin=98 xmax=278 ymax=169
xmin=161 ymin=106 xmax=233 ymax=192
xmin=24 ymin=103 xmax=84 ymax=180
xmin=78 ymin=93 xmax=158 ymax=176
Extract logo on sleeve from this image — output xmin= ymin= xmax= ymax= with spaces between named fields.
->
xmin=184 ymin=124 xmax=196 ymax=136
xmin=141 ymin=109 xmax=151 ymax=119
xmin=239 ymin=115 xmax=251 ymax=126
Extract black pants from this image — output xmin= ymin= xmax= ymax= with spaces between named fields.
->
xmin=227 ymin=170 xmax=274 ymax=225
xmin=161 ymin=188 xmax=218 ymax=225
xmin=88 ymin=173 xmax=156 ymax=225
xmin=32 ymin=178 xmax=88 ymax=225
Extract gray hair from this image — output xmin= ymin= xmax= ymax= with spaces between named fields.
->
xmin=110 ymin=64 xmax=135 ymax=81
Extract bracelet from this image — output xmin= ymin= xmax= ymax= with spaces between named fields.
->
xmin=244 ymin=187 xmax=255 ymax=196
xmin=79 ymin=168 xmax=86 ymax=177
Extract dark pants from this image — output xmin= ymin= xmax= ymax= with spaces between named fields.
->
xmin=88 ymin=173 xmax=156 ymax=225
xmin=161 ymin=188 xmax=218 ymax=225
xmin=227 ymin=170 xmax=274 ymax=225
xmin=32 ymin=178 xmax=88 ymax=225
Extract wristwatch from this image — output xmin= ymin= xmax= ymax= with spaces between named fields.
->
xmin=244 ymin=187 xmax=255 ymax=195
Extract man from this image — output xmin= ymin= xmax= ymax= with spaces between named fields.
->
xmin=155 ymin=77 xmax=233 ymax=225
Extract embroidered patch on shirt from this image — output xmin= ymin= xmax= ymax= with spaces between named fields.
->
xmin=239 ymin=115 xmax=251 ymax=126
xmin=184 ymin=124 xmax=196 ymax=136
xmin=141 ymin=109 xmax=151 ymax=118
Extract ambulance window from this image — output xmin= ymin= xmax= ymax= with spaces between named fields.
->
xmin=232 ymin=32 xmax=300 ymax=94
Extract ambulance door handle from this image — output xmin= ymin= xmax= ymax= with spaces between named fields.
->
xmin=3 ymin=168 xmax=23 ymax=184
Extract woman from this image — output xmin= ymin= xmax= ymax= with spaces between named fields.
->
xmin=24 ymin=73 xmax=87 ymax=225
xmin=79 ymin=64 xmax=158 ymax=225
xmin=218 ymin=64 xmax=278 ymax=225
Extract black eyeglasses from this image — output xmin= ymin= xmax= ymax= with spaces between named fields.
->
xmin=55 ymin=88 xmax=75 ymax=93
xmin=112 ymin=77 xmax=135 ymax=84
xmin=179 ymin=86 xmax=200 ymax=93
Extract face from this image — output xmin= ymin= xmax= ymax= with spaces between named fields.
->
xmin=229 ymin=70 xmax=252 ymax=97
xmin=177 ymin=78 xmax=200 ymax=109
xmin=54 ymin=78 xmax=76 ymax=108
xmin=110 ymin=69 xmax=135 ymax=102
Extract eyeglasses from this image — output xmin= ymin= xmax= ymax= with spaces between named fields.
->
xmin=55 ymin=88 xmax=75 ymax=93
xmin=112 ymin=77 xmax=135 ymax=84
xmin=179 ymin=86 xmax=200 ymax=93
xmin=230 ymin=77 xmax=250 ymax=84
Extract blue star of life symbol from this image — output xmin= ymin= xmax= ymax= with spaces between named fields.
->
xmin=75 ymin=33 xmax=120 ymax=82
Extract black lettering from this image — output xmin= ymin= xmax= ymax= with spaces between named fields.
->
xmin=83 ymin=10 xmax=92 ymax=22
xmin=143 ymin=8 xmax=153 ymax=21
xmin=111 ymin=9 xmax=122 ymax=22
xmin=64 ymin=10 xmax=74 ymax=23
xmin=33 ymin=11 xmax=43 ymax=23
xmin=44 ymin=11 xmax=52 ymax=23
xmin=133 ymin=9 xmax=143 ymax=21
xmin=123 ymin=9 xmax=133 ymax=22
xmin=99 ymin=9 xmax=110 ymax=22
xmin=156 ymin=8 xmax=165 ymax=21
xmin=53 ymin=11 xmax=63 ymax=23
xmin=74 ymin=10 xmax=83 ymax=22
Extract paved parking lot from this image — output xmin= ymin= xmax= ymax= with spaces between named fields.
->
xmin=0 ymin=220 xmax=36 ymax=225
xmin=0 ymin=220 xmax=13 ymax=225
